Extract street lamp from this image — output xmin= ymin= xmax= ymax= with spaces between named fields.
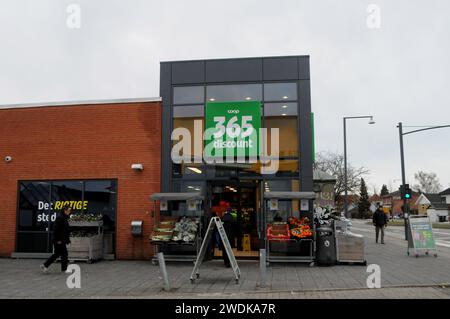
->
xmin=343 ymin=116 xmax=375 ymax=218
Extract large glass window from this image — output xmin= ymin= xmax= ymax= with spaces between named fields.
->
xmin=51 ymin=181 xmax=83 ymax=214
xmin=173 ymin=105 xmax=204 ymax=118
xmin=173 ymin=105 xmax=204 ymax=176
xmin=264 ymin=103 xmax=299 ymax=159
xmin=16 ymin=180 xmax=117 ymax=253
xmin=18 ymin=181 xmax=51 ymax=232
xmin=173 ymin=86 xmax=204 ymax=105
xmin=264 ymin=83 xmax=297 ymax=101
xmin=84 ymin=181 xmax=116 ymax=229
xmin=207 ymin=84 xmax=262 ymax=102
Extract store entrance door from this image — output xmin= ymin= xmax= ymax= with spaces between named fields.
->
xmin=209 ymin=180 xmax=260 ymax=259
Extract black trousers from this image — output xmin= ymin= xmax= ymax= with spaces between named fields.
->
xmin=222 ymin=247 xmax=230 ymax=266
xmin=44 ymin=243 xmax=68 ymax=271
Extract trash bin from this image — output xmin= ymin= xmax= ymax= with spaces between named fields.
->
xmin=315 ymin=221 xmax=337 ymax=266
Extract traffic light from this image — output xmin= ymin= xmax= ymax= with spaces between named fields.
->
xmin=399 ymin=184 xmax=412 ymax=200
xmin=404 ymin=185 xmax=411 ymax=199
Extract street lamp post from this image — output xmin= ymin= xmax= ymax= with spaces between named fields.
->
xmin=343 ymin=116 xmax=376 ymax=218
xmin=397 ymin=122 xmax=450 ymax=240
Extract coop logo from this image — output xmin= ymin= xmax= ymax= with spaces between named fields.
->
xmin=228 ymin=109 xmax=240 ymax=114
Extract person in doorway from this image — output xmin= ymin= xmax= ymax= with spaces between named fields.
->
xmin=220 ymin=208 xmax=234 ymax=268
xmin=40 ymin=205 xmax=72 ymax=273
xmin=372 ymin=205 xmax=388 ymax=244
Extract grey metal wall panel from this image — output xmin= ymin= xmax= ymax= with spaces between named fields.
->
xmin=205 ymin=58 xmax=263 ymax=83
xmin=160 ymin=63 xmax=173 ymax=192
xmin=171 ymin=61 xmax=205 ymax=84
xmin=298 ymin=79 xmax=313 ymax=191
xmin=263 ymin=57 xmax=299 ymax=81
xmin=298 ymin=56 xmax=310 ymax=80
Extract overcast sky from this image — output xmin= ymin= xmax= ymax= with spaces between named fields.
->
xmin=1 ymin=0 xmax=449 ymax=193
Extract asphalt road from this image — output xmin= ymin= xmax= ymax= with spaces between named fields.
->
xmin=350 ymin=219 xmax=450 ymax=248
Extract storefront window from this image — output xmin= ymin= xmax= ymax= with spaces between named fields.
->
xmin=18 ymin=182 xmax=51 ymax=232
xmin=173 ymin=162 xmax=204 ymax=177
xmin=51 ymin=181 xmax=83 ymax=214
xmin=16 ymin=180 xmax=117 ymax=254
xmin=173 ymin=86 xmax=204 ymax=105
xmin=84 ymin=181 xmax=116 ymax=230
xmin=173 ymin=106 xmax=204 ymax=175
xmin=206 ymin=84 xmax=262 ymax=102
xmin=17 ymin=182 xmax=51 ymax=253
xmin=173 ymin=105 xmax=204 ymax=117
xmin=264 ymin=104 xmax=299 ymax=158
xmin=264 ymin=83 xmax=297 ymax=101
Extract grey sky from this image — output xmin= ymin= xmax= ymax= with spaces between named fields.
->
xmin=1 ymin=0 xmax=449 ymax=193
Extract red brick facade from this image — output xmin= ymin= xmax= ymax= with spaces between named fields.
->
xmin=0 ymin=100 xmax=161 ymax=259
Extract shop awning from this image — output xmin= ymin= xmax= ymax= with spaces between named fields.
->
xmin=149 ymin=192 xmax=204 ymax=201
xmin=264 ymin=191 xmax=316 ymax=200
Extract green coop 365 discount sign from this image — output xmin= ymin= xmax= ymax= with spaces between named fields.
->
xmin=205 ymin=101 xmax=261 ymax=159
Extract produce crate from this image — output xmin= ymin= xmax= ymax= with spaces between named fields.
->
xmin=69 ymin=220 xmax=103 ymax=228
xmin=68 ymin=234 xmax=103 ymax=262
xmin=150 ymin=230 xmax=173 ymax=243
xmin=267 ymin=223 xmax=290 ymax=241
xmin=336 ymin=233 xmax=365 ymax=263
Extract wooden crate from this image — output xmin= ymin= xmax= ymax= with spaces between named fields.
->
xmin=336 ymin=233 xmax=365 ymax=262
xmin=69 ymin=220 xmax=103 ymax=228
xmin=68 ymin=234 xmax=103 ymax=262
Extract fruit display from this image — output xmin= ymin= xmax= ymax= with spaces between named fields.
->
xmin=288 ymin=216 xmax=313 ymax=239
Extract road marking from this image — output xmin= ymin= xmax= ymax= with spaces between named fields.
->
xmin=435 ymin=241 xmax=450 ymax=248
xmin=350 ymin=227 xmax=450 ymax=248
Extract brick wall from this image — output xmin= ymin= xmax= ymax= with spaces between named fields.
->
xmin=0 ymin=101 xmax=161 ymax=259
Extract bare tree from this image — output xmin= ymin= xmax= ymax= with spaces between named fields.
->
xmin=314 ymin=151 xmax=370 ymax=206
xmin=412 ymin=171 xmax=442 ymax=193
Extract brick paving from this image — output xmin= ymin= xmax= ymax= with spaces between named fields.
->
xmin=1 ymin=225 xmax=450 ymax=299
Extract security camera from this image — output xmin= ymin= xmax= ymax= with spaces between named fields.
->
xmin=4 ymin=156 xmax=12 ymax=162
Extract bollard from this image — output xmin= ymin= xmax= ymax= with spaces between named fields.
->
xmin=157 ymin=252 xmax=170 ymax=291
xmin=259 ymin=249 xmax=266 ymax=288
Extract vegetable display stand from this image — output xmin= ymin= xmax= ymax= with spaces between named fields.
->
xmin=263 ymin=191 xmax=316 ymax=264
xmin=68 ymin=220 xmax=103 ymax=263
xmin=149 ymin=192 xmax=204 ymax=264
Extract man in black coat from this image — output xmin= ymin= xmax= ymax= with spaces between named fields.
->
xmin=220 ymin=209 xmax=234 ymax=268
xmin=41 ymin=206 xmax=72 ymax=273
xmin=372 ymin=206 xmax=388 ymax=244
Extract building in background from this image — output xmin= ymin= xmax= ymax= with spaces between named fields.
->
xmin=415 ymin=193 xmax=450 ymax=222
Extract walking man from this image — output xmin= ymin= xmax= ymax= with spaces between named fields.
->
xmin=41 ymin=205 xmax=72 ymax=273
xmin=372 ymin=205 xmax=388 ymax=244
xmin=220 ymin=208 xmax=234 ymax=268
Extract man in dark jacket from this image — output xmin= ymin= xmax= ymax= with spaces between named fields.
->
xmin=220 ymin=209 xmax=234 ymax=268
xmin=41 ymin=206 xmax=72 ymax=273
xmin=372 ymin=206 xmax=388 ymax=244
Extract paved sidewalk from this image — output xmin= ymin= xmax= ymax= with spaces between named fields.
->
xmin=1 ymin=226 xmax=450 ymax=298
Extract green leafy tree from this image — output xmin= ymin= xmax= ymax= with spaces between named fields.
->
xmin=358 ymin=178 xmax=371 ymax=219
xmin=380 ymin=184 xmax=389 ymax=196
